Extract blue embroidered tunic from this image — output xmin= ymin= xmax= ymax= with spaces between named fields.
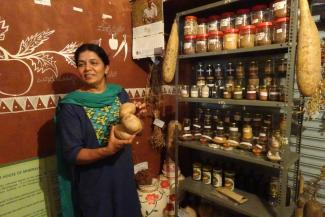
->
xmin=56 ymin=89 xmax=141 ymax=217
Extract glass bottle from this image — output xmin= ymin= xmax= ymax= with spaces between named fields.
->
xmin=201 ymin=84 xmax=210 ymax=98
xmin=246 ymin=84 xmax=257 ymax=100
xmin=226 ymin=62 xmax=235 ymax=78
xmin=180 ymin=118 xmax=193 ymax=141
xmin=201 ymin=116 xmax=213 ymax=144
xmin=259 ymin=85 xmax=268 ymax=101
xmin=248 ymin=61 xmax=260 ymax=90
xmin=228 ymin=122 xmax=240 ymax=143
xmin=190 ymin=85 xmax=199 ymax=97
xmin=252 ymin=113 xmax=262 ymax=139
xmin=214 ymin=64 xmax=224 ymax=98
xmin=214 ymin=120 xmax=226 ymax=144
xmin=196 ymin=62 xmax=206 ymax=94
xmin=258 ymin=126 xmax=269 ymax=152
xmin=263 ymin=59 xmax=274 ymax=87
xmin=263 ymin=114 xmax=273 ymax=128
xmin=224 ymin=170 xmax=236 ymax=191
xmin=268 ymin=83 xmax=279 ymax=101
xmin=224 ymin=111 xmax=231 ymax=136
xmin=205 ymin=64 xmax=215 ymax=89
xmin=236 ymin=61 xmax=245 ymax=79
xmin=233 ymin=85 xmax=243 ymax=99
xmin=192 ymin=117 xmax=202 ymax=140
xmin=243 ymin=112 xmax=252 ymax=124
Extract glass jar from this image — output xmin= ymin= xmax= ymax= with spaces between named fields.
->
xmin=201 ymin=85 xmax=210 ymax=98
xmin=278 ymin=58 xmax=287 ymax=86
xmin=192 ymin=117 xmax=202 ymax=140
xmin=239 ymin=25 xmax=256 ymax=48
xmin=196 ymin=63 xmax=206 ymax=87
xmin=256 ymin=22 xmax=273 ymax=46
xmin=259 ymin=85 xmax=268 ymax=100
xmin=223 ymin=85 xmax=232 ymax=99
xmin=197 ymin=18 xmax=208 ymax=35
xmin=235 ymin=8 xmax=250 ymax=28
xmin=184 ymin=16 xmax=198 ymax=36
xmin=251 ymin=4 xmax=268 ymax=25
xmin=268 ymin=84 xmax=279 ymax=101
xmin=263 ymin=59 xmax=274 ymax=87
xmin=258 ymin=126 xmax=269 ymax=151
xmin=183 ymin=35 xmax=196 ymax=55
xmin=252 ymin=114 xmax=262 ymax=138
xmin=273 ymin=17 xmax=289 ymax=44
xmin=202 ymin=165 xmax=212 ymax=185
xmin=214 ymin=64 xmax=225 ymax=97
xmin=243 ymin=112 xmax=252 ymax=124
xmin=233 ymin=85 xmax=243 ymax=99
xmin=263 ymin=114 xmax=273 ymax=128
xmin=208 ymin=31 xmax=223 ymax=52
xmin=180 ymin=85 xmax=190 ymax=97
xmin=212 ymin=167 xmax=223 ymax=188
xmin=273 ymin=0 xmax=288 ymax=18
xmin=226 ymin=62 xmax=235 ymax=77
xmin=192 ymin=162 xmax=202 ymax=181
xmin=180 ymin=118 xmax=193 ymax=141
xmin=229 ymin=122 xmax=240 ymax=142
xmin=220 ymin=12 xmax=235 ymax=31
xmin=236 ymin=61 xmax=245 ymax=79
xmin=205 ymin=64 xmax=215 ymax=88
xmin=248 ymin=61 xmax=260 ymax=89
xmin=242 ymin=123 xmax=253 ymax=140
xmin=208 ymin=15 xmax=220 ymax=33
xmin=201 ymin=117 xmax=213 ymax=144
xmin=190 ymin=85 xmax=199 ymax=97
xmin=225 ymin=75 xmax=235 ymax=93
xmin=224 ymin=170 xmax=235 ymax=191
xmin=246 ymin=85 xmax=257 ymax=100
xmin=195 ymin=34 xmax=208 ymax=53
xmin=223 ymin=28 xmax=239 ymax=50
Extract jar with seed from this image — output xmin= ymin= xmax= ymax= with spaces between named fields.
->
xmin=183 ymin=35 xmax=196 ymax=55
xmin=268 ymin=83 xmax=279 ymax=101
xmin=223 ymin=28 xmax=239 ymax=50
xmin=251 ymin=4 xmax=268 ymax=25
xmin=212 ymin=167 xmax=223 ymax=188
xmin=242 ymin=123 xmax=253 ymax=141
xmin=233 ymin=85 xmax=243 ymax=99
xmin=197 ymin=18 xmax=208 ymax=35
xmin=259 ymin=85 xmax=268 ymax=100
xmin=208 ymin=15 xmax=220 ymax=33
xmin=239 ymin=25 xmax=256 ymax=48
xmin=235 ymin=8 xmax=250 ymax=28
xmin=192 ymin=117 xmax=202 ymax=140
xmin=208 ymin=31 xmax=223 ymax=52
xmin=272 ymin=0 xmax=288 ymax=18
xmin=184 ymin=16 xmax=198 ymax=36
xmin=263 ymin=59 xmax=274 ymax=87
xmin=215 ymin=64 xmax=225 ymax=97
xmin=190 ymin=85 xmax=199 ymax=98
xmin=255 ymin=22 xmax=273 ymax=46
xmin=195 ymin=34 xmax=208 ymax=53
xmin=248 ymin=61 xmax=260 ymax=89
xmin=180 ymin=118 xmax=193 ymax=141
xmin=220 ymin=12 xmax=235 ymax=31
xmin=223 ymin=85 xmax=233 ymax=99
xmin=192 ymin=162 xmax=202 ymax=181
xmin=224 ymin=170 xmax=235 ymax=191
xmin=202 ymin=165 xmax=212 ymax=185
xmin=201 ymin=85 xmax=210 ymax=98
xmin=273 ymin=17 xmax=289 ymax=44
xmin=246 ymin=85 xmax=257 ymax=100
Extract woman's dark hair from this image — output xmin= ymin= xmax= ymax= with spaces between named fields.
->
xmin=74 ymin=43 xmax=110 ymax=66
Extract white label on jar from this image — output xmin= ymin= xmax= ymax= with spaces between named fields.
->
xmin=229 ymin=127 xmax=238 ymax=131
xmin=270 ymin=92 xmax=279 ymax=95
xmin=244 ymin=118 xmax=250 ymax=122
xmin=252 ymin=18 xmax=259 ymax=24
xmin=256 ymin=144 xmax=263 ymax=149
xmin=225 ymin=83 xmax=233 ymax=87
xmin=201 ymin=135 xmax=212 ymax=140
xmin=273 ymin=1 xmax=286 ymax=10
xmin=191 ymin=91 xmax=198 ymax=97
xmin=225 ymin=177 xmax=234 ymax=191
xmin=197 ymin=80 xmax=205 ymax=86
xmin=194 ymin=133 xmax=202 ymax=136
xmin=235 ymin=17 xmax=243 ymax=26
xmin=184 ymin=126 xmax=190 ymax=131
xmin=204 ymin=126 xmax=211 ymax=129
xmin=253 ymin=118 xmax=262 ymax=121
xmin=202 ymin=171 xmax=211 ymax=184
xmin=256 ymin=32 xmax=266 ymax=41
xmin=234 ymin=91 xmax=242 ymax=95
xmin=243 ymin=128 xmax=252 ymax=133
xmin=221 ymin=18 xmax=230 ymax=27
xmin=213 ymin=173 xmax=222 ymax=187
xmin=259 ymin=133 xmax=266 ymax=137
xmin=208 ymin=38 xmax=218 ymax=44
xmin=193 ymin=124 xmax=201 ymax=128
xmin=247 ymin=90 xmax=257 ymax=94
xmin=198 ymin=24 xmax=206 ymax=29
xmin=208 ymin=23 xmax=217 ymax=31
xmin=182 ymin=133 xmax=192 ymax=137
xmin=217 ymin=127 xmax=224 ymax=130
xmin=197 ymin=40 xmax=206 ymax=45
xmin=260 ymin=92 xmax=268 ymax=97
xmin=184 ymin=42 xmax=192 ymax=49
xmin=276 ymin=28 xmax=283 ymax=33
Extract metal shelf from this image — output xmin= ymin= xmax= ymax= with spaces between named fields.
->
xmin=178 ymin=141 xmax=299 ymax=170
xmin=178 ymin=97 xmax=288 ymax=108
xmin=180 ymin=177 xmax=294 ymax=217
xmin=178 ymin=44 xmax=289 ymax=60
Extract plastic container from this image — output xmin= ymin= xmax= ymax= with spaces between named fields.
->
xmin=195 ymin=34 xmax=208 ymax=53
xmin=220 ymin=12 xmax=235 ymax=31
xmin=273 ymin=17 xmax=289 ymax=43
xmin=255 ymin=22 xmax=273 ymax=46
xmin=208 ymin=15 xmax=220 ymax=33
xmin=251 ymin=4 xmax=268 ymax=25
xmin=235 ymin=8 xmax=250 ymax=28
xmin=208 ymin=31 xmax=223 ymax=52
xmin=183 ymin=35 xmax=196 ymax=55
xmin=223 ymin=28 xmax=239 ymax=50
xmin=272 ymin=0 xmax=288 ymax=18
xmin=239 ymin=25 xmax=256 ymax=48
xmin=184 ymin=16 xmax=198 ymax=36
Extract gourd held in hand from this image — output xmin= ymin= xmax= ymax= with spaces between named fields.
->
xmin=114 ymin=102 xmax=143 ymax=140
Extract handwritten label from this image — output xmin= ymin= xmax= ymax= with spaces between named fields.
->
xmin=153 ymin=118 xmax=165 ymax=128
xmin=134 ymin=162 xmax=148 ymax=174
xmin=73 ymin=7 xmax=83 ymax=12
xmin=34 ymin=0 xmax=51 ymax=6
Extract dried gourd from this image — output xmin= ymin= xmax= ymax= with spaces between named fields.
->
xmin=163 ymin=19 xmax=179 ymax=83
xmin=297 ymin=0 xmax=322 ymax=97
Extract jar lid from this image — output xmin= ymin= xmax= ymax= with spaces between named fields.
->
xmin=224 ymin=28 xmax=239 ymax=34
xmin=196 ymin=34 xmax=208 ymax=39
xmin=256 ymin=21 xmax=273 ymax=28
xmin=208 ymin=15 xmax=220 ymax=21
xmin=184 ymin=35 xmax=196 ymax=40
xmin=208 ymin=31 xmax=224 ymax=36
xmin=221 ymin=12 xmax=235 ymax=17
xmin=237 ymin=8 xmax=250 ymax=14
xmin=185 ymin=15 xmax=197 ymax=20
xmin=239 ymin=25 xmax=256 ymax=31
xmin=198 ymin=18 xmax=207 ymax=24
xmin=274 ymin=17 xmax=289 ymax=24
xmin=252 ymin=4 xmax=268 ymax=11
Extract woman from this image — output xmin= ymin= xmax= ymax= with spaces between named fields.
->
xmin=56 ymin=43 xmax=141 ymax=217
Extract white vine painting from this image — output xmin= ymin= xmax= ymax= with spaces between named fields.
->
xmin=0 ymin=18 xmax=79 ymax=96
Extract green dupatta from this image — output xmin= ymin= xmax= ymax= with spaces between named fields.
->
xmin=55 ymin=84 xmax=122 ymax=217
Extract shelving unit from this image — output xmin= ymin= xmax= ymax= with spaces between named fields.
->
xmin=174 ymin=0 xmax=300 ymax=217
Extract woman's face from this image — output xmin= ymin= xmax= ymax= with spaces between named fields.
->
xmin=76 ymin=50 xmax=108 ymax=88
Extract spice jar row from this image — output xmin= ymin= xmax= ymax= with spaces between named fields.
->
xmin=184 ymin=1 xmax=289 ymax=36
xmin=192 ymin=161 xmax=283 ymax=205
xmin=180 ymin=60 xmax=287 ymax=102
xmin=179 ymin=108 xmax=286 ymax=162
xmin=183 ymin=17 xmax=289 ymax=54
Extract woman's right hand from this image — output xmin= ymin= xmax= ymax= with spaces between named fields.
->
xmin=104 ymin=125 xmax=135 ymax=155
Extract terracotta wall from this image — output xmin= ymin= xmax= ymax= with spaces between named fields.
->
xmin=0 ymin=0 xmax=164 ymax=177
